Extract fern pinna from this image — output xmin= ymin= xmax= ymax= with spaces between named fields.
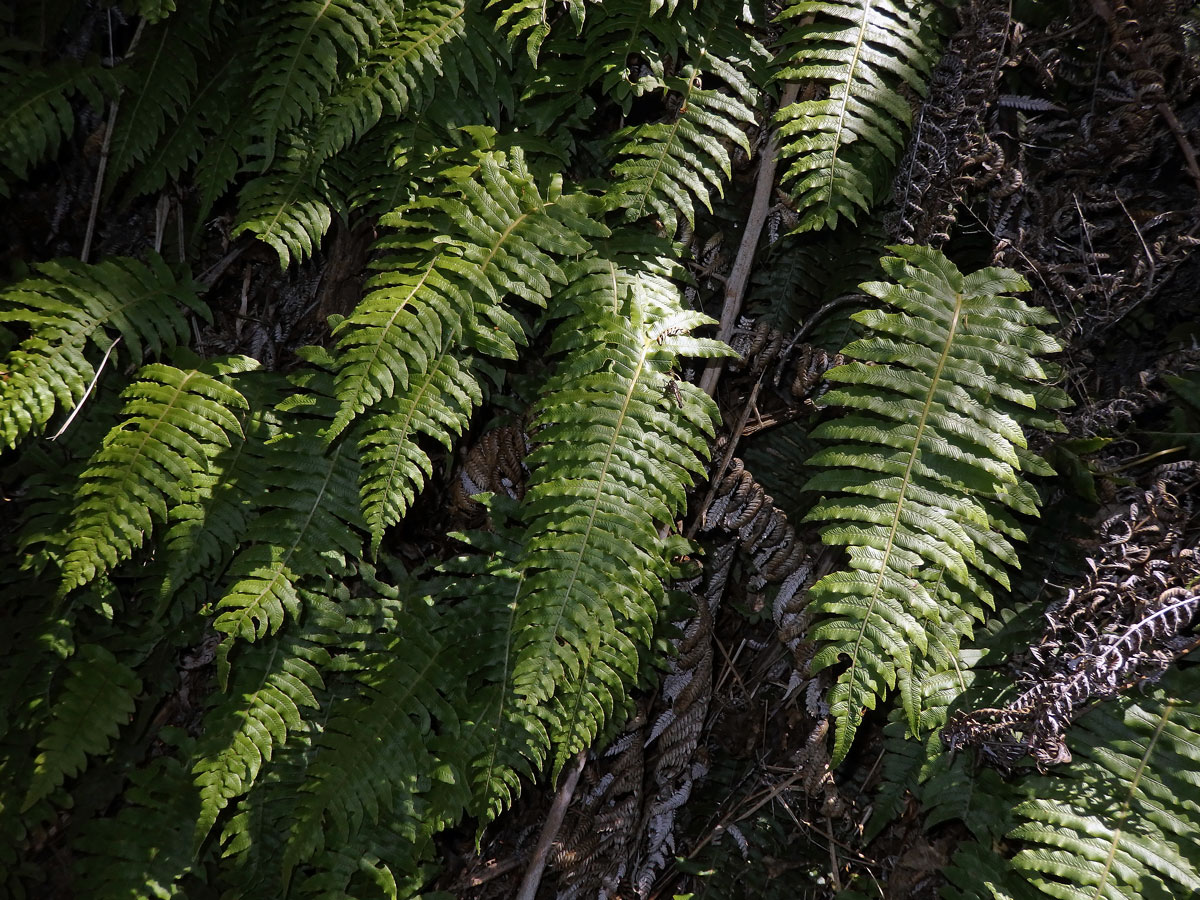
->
xmin=802 ymin=245 xmax=1067 ymax=761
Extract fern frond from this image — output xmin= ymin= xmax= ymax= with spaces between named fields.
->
xmin=20 ymin=644 xmax=141 ymax=813
xmin=772 ymin=0 xmax=945 ymax=232
xmin=105 ymin=2 xmax=222 ymax=192
xmin=124 ymin=42 xmax=243 ymax=200
xmin=802 ymin=245 xmax=1063 ymax=762
xmin=0 ymin=254 xmax=205 ymax=450
xmin=73 ymin=731 xmax=202 ymax=899
xmin=156 ymin=374 xmax=289 ymax=617
xmin=331 ymin=145 xmax=606 ymax=549
xmin=474 ymin=243 xmax=731 ymax=819
xmin=486 ymin=0 xmax=561 ymax=65
xmin=59 ymin=356 xmax=255 ymax=596
xmin=611 ymin=32 xmax=762 ymax=233
xmin=213 ymin=362 xmax=366 ymax=644
xmin=193 ymin=615 xmax=333 ymax=850
xmin=249 ymin=0 xmax=396 ymax=167
xmin=0 ymin=59 xmax=114 ymax=195
xmin=232 ymin=137 xmax=335 ymax=268
xmin=309 ymin=0 xmax=469 ymax=165
xmin=282 ymin=600 xmax=473 ymax=881
xmin=946 ymin=667 xmax=1200 ymax=900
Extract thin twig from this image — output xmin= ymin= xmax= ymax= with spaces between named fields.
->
xmin=198 ymin=245 xmax=247 ymax=287
xmin=700 ymin=82 xmax=801 ymax=397
xmin=1156 ymin=102 xmax=1200 ymax=201
xmin=825 ymin=815 xmax=842 ymax=891
xmin=81 ymin=99 xmax=119 ymax=265
xmin=514 ymin=749 xmax=588 ymax=900
xmin=51 ymin=337 xmax=121 ymax=440
xmin=461 ymin=855 xmax=527 ymax=889
xmin=81 ymin=19 xmax=144 ymax=264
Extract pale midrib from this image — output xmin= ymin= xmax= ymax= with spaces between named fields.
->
xmin=630 ymin=77 xmax=695 ymax=219
xmin=846 ymin=290 xmax=963 ymax=683
xmin=820 ymin=0 xmax=875 ymax=213
xmin=1087 ymin=704 xmax=1173 ymax=900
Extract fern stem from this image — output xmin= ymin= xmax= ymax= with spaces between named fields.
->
xmin=82 ymin=19 xmax=145 ymax=263
xmin=700 ymin=82 xmax=800 ymax=396
xmin=514 ymin=749 xmax=587 ymax=900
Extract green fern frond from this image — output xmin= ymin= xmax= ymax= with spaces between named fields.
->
xmin=156 ymin=375 xmax=289 ymax=617
xmin=232 ymin=138 xmax=336 ymax=268
xmin=945 ymin=667 xmax=1200 ymax=900
xmin=130 ymin=0 xmax=177 ymax=22
xmin=282 ymin=600 xmax=472 ymax=882
xmin=0 ymin=254 xmax=206 ymax=450
xmin=249 ymin=0 xmax=397 ymax=167
xmin=0 ymin=59 xmax=114 ymax=195
xmin=193 ymin=616 xmax=333 ymax=851
xmin=802 ymin=245 xmax=1063 ymax=762
xmin=486 ymin=0 xmax=561 ymax=65
xmin=59 ymin=357 xmax=255 ymax=596
xmin=120 ymin=16 xmax=244 ymax=202
xmin=213 ymin=363 xmax=366 ymax=645
xmin=332 ymin=145 xmax=606 ymax=549
xmin=105 ymin=2 xmax=222 ymax=192
xmin=20 ymin=644 xmax=141 ymax=813
xmin=310 ymin=0 xmax=469 ymax=165
xmin=611 ymin=36 xmax=761 ymax=232
xmin=474 ymin=243 xmax=731 ymax=819
xmin=772 ymin=0 xmax=945 ymax=232
xmin=73 ymin=731 xmax=202 ymax=899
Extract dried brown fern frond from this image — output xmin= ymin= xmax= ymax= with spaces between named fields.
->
xmin=944 ymin=461 xmax=1200 ymax=771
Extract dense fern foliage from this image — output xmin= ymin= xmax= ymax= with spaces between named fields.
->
xmin=2 ymin=1 xmax=1198 ymax=899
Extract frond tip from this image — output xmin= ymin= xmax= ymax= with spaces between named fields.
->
xmin=772 ymin=0 xmax=945 ymax=232
xmin=802 ymin=245 xmax=1066 ymax=763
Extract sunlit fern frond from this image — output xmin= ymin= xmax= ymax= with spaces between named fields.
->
xmin=802 ymin=245 xmax=1064 ymax=762
xmin=772 ymin=0 xmax=946 ymax=232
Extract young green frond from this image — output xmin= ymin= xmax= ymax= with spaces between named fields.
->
xmin=59 ymin=357 xmax=255 ymax=596
xmin=330 ymin=146 xmax=606 ymax=548
xmin=803 ymin=245 xmax=1063 ymax=762
xmin=773 ymin=0 xmax=945 ymax=232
